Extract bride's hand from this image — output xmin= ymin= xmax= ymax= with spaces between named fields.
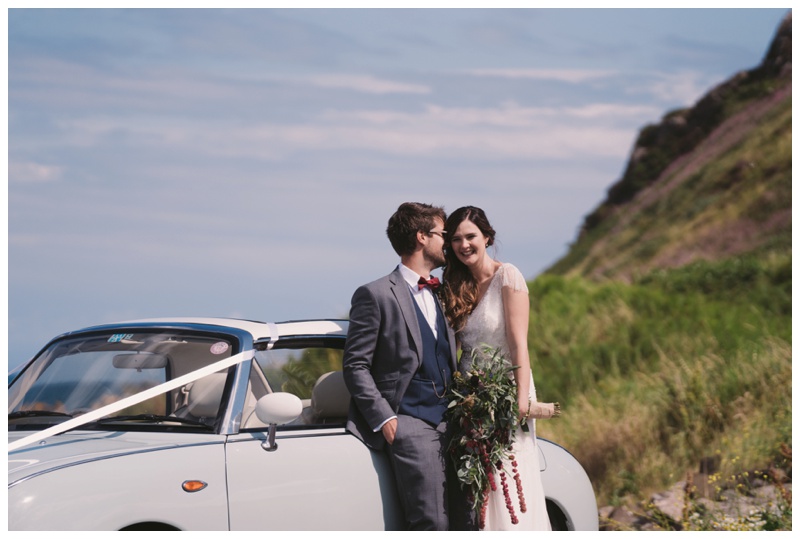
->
xmin=518 ymin=395 xmax=531 ymax=423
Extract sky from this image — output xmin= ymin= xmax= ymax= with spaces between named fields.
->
xmin=5 ymin=4 xmax=790 ymax=369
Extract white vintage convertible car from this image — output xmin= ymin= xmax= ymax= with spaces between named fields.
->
xmin=8 ymin=318 xmax=598 ymax=531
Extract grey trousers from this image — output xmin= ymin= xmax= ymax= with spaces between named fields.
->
xmin=386 ymin=414 xmax=450 ymax=531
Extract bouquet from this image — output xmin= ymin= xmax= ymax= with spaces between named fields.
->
xmin=446 ymin=346 xmax=526 ymax=529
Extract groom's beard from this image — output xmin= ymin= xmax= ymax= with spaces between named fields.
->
xmin=424 ymin=247 xmax=446 ymax=269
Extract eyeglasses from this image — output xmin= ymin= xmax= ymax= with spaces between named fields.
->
xmin=428 ymin=230 xmax=447 ymax=239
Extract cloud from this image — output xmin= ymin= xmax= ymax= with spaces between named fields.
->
xmin=8 ymin=161 xmax=64 ymax=183
xmin=301 ymin=74 xmax=431 ymax=95
xmin=459 ymin=66 xmax=722 ymax=111
xmin=629 ymin=70 xmax=719 ymax=106
xmin=207 ymin=120 xmax=634 ymax=160
xmin=279 ymin=102 xmax=652 ymax=158
xmin=332 ymin=102 xmax=661 ymax=125
xmin=561 ymin=103 xmax=661 ymax=119
xmin=50 ymin=98 xmax=650 ymax=163
xmin=460 ymin=68 xmax=618 ymax=83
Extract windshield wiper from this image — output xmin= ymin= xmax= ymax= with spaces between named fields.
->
xmin=91 ymin=414 xmax=213 ymax=428
xmin=9 ymin=410 xmax=75 ymax=420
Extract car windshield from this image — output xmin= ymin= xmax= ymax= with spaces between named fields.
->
xmin=8 ymin=329 xmax=238 ymax=431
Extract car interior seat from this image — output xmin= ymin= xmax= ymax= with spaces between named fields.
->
xmin=300 ymin=371 xmax=351 ymax=425
xmin=173 ymin=372 xmax=227 ymax=425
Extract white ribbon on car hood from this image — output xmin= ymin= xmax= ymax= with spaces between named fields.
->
xmin=8 ymin=349 xmax=256 ymax=453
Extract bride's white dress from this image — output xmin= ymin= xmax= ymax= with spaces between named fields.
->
xmin=459 ymin=263 xmax=551 ymax=531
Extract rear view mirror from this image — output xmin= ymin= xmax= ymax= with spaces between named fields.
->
xmin=112 ymin=353 xmax=169 ymax=370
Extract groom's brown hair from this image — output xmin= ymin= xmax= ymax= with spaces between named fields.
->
xmin=386 ymin=202 xmax=446 ymax=257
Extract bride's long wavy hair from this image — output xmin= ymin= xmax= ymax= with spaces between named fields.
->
xmin=440 ymin=206 xmax=496 ymax=332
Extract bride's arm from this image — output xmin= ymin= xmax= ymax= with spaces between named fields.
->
xmin=502 ymin=283 xmax=532 ymax=421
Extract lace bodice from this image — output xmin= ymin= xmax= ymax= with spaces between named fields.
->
xmin=459 ymin=262 xmax=528 ymax=363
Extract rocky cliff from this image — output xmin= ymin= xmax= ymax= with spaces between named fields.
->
xmin=547 ymin=13 xmax=792 ymax=281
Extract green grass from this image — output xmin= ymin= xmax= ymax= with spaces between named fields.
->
xmin=528 ymin=253 xmax=791 ymax=507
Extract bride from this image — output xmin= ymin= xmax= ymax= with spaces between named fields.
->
xmin=440 ymin=206 xmax=559 ymax=531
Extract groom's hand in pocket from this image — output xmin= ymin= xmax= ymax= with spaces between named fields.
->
xmin=382 ymin=417 xmax=398 ymax=445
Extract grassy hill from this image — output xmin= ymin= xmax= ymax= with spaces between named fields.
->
xmin=530 ymin=13 xmax=792 ymax=520
xmin=532 ymin=255 xmax=791 ymax=509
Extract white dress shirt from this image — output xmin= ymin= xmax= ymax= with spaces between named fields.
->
xmin=398 ymin=263 xmax=439 ymax=337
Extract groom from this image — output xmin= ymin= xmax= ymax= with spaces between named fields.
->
xmin=343 ymin=202 xmax=464 ymax=530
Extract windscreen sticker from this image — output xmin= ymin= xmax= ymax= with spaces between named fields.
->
xmin=210 ymin=341 xmax=229 ymax=355
xmin=108 ymin=334 xmax=135 ymax=343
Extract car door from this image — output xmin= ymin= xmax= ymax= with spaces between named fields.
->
xmin=226 ymin=427 xmax=399 ymax=530
xmin=225 ymin=339 xmax=402 ymax=530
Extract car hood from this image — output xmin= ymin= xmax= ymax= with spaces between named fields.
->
xmin=8 ymin=430 xmax=223 ymax=485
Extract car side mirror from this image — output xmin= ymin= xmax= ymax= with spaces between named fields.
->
xmin=255 ymin=393 xmax=303 ymax=452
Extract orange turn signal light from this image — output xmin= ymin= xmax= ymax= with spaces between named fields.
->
xmin=182 ymin=480 xmax=208 ymax=493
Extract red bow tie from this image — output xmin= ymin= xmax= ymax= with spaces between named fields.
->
xmin=418 ymin=276 xmax=441 ymax=291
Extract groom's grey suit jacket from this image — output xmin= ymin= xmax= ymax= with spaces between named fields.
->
xmin=342 ymin=266 xmax=459 ymax=450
